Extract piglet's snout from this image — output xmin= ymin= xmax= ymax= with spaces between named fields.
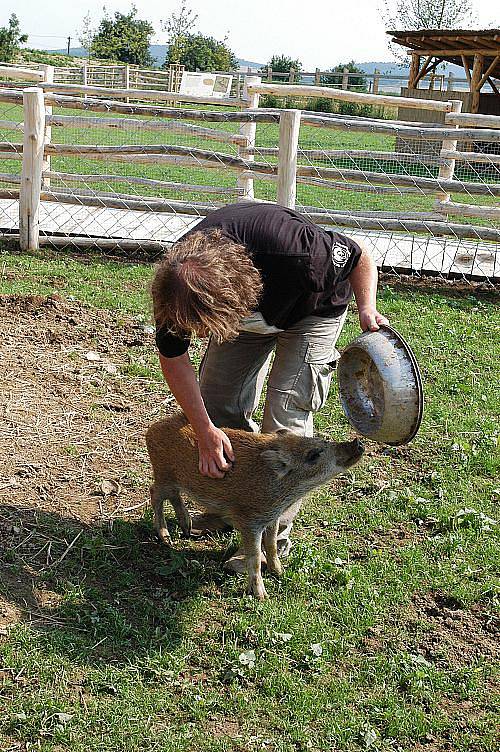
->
xmin=336 ymin=438 xmax=364 ymax=467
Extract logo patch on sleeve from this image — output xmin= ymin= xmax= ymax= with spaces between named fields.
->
xmin=331 ymin=243 xmax=350 ymax=268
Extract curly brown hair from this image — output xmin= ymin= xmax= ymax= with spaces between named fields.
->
xmin=151 ymin=229 xmax=263 ymax=342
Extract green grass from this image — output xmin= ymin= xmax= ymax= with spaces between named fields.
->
xmin=0 ymin=248 xmax=499 ymax=751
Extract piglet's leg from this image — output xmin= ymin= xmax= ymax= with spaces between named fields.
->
xmin=169 ymin=489 xmax=192 ymax=537
xmin=263 ymin=520 xmax=283 ymax=577
xmin=150 ymin=483 xmax=172 ymax=545
xmin=240 ymin=527 xmax=267 ymax=600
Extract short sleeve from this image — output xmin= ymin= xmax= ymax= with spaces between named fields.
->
xmin=155 ymin=326 xmax=190 ymax=358
xmin=330 ymin=233 xmax=363 ymax=283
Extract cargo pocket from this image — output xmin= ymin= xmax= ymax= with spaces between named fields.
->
xmin=286 ymin=341 xmax=340 ymax=413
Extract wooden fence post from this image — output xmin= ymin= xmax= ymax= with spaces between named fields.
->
xmin=277 ymin=109 xmax=301 ymax=208
xmin=39 ymin=64 xmax=53 ymax=189
xmin=446 ymin=71 xmax=454 ymax=91
xmin=289 ymin=68 xmax=295 ymax=84
xmin=237 ymin=75 xmax=261 ymax=200
xmin=342 ymin=67 xmax=349 ymax=90
xmin=436 ymin=99 xmax=463 ymax=210
xmin=373 ymin=69 xmax=380 ymax=94
xmin=124 ymin=64 xmax=130 ymax=103
xmin=19 ymin=87 xmax=45 ymax=251
xmin=315 ymin=68 xmax=321 ymax=86
xmin=267 ymin=65 xmax=272 ymax=82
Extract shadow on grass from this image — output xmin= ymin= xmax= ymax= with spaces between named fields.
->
xmin=0 ymin=502 xmax=237 ymax=666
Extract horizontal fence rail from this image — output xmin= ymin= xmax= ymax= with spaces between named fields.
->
xmin=247 ymin=82 xmax=453 ymax=111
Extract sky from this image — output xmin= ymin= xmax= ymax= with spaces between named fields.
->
xmin=4 ymin=0 xmax=499 ymax=68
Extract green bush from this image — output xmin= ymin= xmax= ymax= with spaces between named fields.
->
xmin=310 ymin=97 xmax=335 ymax=113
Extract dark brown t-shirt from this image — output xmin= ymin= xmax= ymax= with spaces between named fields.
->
xmin=156 ymin=203 xmax=362 ymax=358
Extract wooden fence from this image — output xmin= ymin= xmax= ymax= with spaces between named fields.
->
xmin=0 ymin=64 xmax=499 ymax=274
xmin=0 ymin=59 xmax=477 ymax=97
xmin=0 ymin=62 xmax=185 ymax=93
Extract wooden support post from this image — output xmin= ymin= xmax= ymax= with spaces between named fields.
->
xmin=436 ymin=99 xmax=463 ymax=210
xmin=447 ymin=71 xmax=454 ymax=91
xmin=39 ymin=65 xmax=53 ymax=189
xmin=20 ymin=87 xmax=45 ymax=251
xmin=237 ymin=75 xmax=261 ymax=199
xmin=267 ymin=65 xmax=272 ymax=82
xmin=289 ymin=68 xmax=295 ymax=84
xmin=471 ymin=54 xmax=484 ymax=114
xmin=277 ymin=109 xmax=301 ymax=208
xmin=478 ymin=55 xmax=500 ymax=90
xmin=315 ymin=68 xmax=320 ymax=86
xmin=488 ymin=77 xmax=500 ymax=97
xmin=342 ymin=67 xmax=349 ymax=90
xmin=373 ymin=69 xmax=380 ymax=94
xmin=408 ymin=53 xmax=420 ymax=88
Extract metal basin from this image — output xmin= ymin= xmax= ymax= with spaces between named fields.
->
xmin=337 ymin=325 xmax=423 ymax=445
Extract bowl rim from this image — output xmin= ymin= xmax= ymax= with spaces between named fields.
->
xmin=338 ymin=324 xmax=424 ymax=446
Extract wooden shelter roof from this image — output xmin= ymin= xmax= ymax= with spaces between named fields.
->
xmin=389 ymin=29 xmax=500 ymax=79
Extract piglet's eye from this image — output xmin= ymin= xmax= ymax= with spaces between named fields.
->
xmin=305 ymin=449 xmax=323 ymax=464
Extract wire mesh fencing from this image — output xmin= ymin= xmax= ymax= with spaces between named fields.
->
xmin=1 ymin=72 xmax=499 ymax=284
xmin=294 ymin=109 xmax=499 ymax=283
xmin=0 ymin=92 xmax=24 ymax=237
xmin=3 ymin=81 xmax=282 ymax=256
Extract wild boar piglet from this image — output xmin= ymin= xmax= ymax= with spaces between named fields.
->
xmin=146 ymin=411 xmax=364 ymax=599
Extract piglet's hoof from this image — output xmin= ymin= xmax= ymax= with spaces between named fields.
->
xmin=247 ymin=579 xmax=268 ymax=600
xmin=156 ymin=527 xmax=172 ymax=545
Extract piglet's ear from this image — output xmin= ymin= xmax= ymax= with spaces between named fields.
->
xmin=261 ymin=448 xmax=293 ymax=479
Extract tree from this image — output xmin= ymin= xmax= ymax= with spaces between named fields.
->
xmin=264 ymin=55 xmax=303 ymax=82
xmin=164 ymin=33 xmax=237 ymax=71
xmin=381 ymin=0 xmax=477 ymax=60
xmin=90 ymin=6 xmax=155 ymax=66
xmin=321 ymin=62 xmax=367 ymax=91
xmin=162 ymin=2 xmax=198 ymax=65
xmin=161 ymin=3 xmax=236 ymax=71
xmin=78 ymin=12 xmax=97 ymax=58
xmin=0 ymin=14 xmax=28 ymax=63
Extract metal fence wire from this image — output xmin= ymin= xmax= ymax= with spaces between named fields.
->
xmin=0 ymin=68 xmax=498 ymax=284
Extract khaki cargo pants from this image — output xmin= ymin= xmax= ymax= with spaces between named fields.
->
xmin=199 ymin=311 xmax=347 ymax=555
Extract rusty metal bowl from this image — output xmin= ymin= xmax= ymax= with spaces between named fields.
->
xmin=337 ymin=325 xmax=423 ymax=446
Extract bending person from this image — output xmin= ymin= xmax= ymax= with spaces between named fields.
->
xmin=151 ymin=202 xmax=388 ymax=567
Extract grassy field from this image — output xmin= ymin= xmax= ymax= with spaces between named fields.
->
xmin=0 ymin=99 xmax=498 ymax=228
xmin=0 ymin=246 xmax=498 ymax=752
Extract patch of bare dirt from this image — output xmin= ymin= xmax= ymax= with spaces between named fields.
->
xmin=348 ymin=521 xmax=431 ymax=560
xmin=361 ymin=590 xmax=499 ymax=672
xmin=207 ymin=719 xmax=241 ymax=739
xmin=0 ymin=294 xmax=175 ymax=626
xmin=408 ymin=592 xmax=499 ymax=669
xmin=0 ymin=293 xmax=170 ymax=522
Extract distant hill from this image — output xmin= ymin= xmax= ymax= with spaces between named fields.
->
xmin=48 ymin=47 xmax=88 ymax=59
xmin=357 ymin=60 xmax=465 ymax=76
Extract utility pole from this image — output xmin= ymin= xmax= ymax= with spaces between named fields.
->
xmin=67 ymin=36 xmax=71 ymax=55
